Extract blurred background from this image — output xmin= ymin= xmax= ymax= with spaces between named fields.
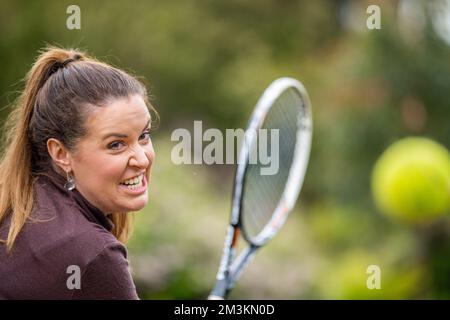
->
xmin=1 ymin=0 xmax=449 ymax=299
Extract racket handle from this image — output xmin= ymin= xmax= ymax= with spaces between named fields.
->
xmin=208 ymin=278 xmax=229 ymax=300
xmin=207 ymin=295 xmax=225 ymax=300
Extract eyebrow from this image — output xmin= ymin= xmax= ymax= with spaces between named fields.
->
xmin=102 ymin=118 xmax=151 ymax=140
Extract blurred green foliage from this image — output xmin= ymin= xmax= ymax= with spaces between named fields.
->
xmin=1 ymin=0 xmax=449 ymax=299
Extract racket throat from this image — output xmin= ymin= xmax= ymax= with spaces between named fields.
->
xmin=209 ymin=277 xmax=231 ymax=300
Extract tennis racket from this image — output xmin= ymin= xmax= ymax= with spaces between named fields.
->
xmin=208 ymin=77 xmax=313 ymax=299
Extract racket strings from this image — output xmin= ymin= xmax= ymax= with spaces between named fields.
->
xmin=241 ymin=88 xmax=302 ymax=242
xmin=247 ymin=108 xmax=293 ymax=232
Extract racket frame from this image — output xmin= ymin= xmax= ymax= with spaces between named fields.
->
xmin=209 ymin=77 xmax=312 ymax=299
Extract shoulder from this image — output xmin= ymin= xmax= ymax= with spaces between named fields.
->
xmin=32 ymin=183 xmax=139 ymax=299
xmin=26 ymin=192 xmax=116 ymax=263
xmin=17 ymin=208 xmax=137 ymax=299
xmin=71 ymin=240 xmax=139 ymax=299
xmin=0 ymin=178 xmax=138 ymax=299
xmin=29 ymin=178 xmax=116 ymax=259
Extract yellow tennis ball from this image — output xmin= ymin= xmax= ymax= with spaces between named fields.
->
xmin=372 ymin=137 xmax=450 ymax=224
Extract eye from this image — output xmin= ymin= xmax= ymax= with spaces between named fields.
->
xmin=139 ymin=130 xmax=151 ymax=142
xmin=108 ymin=141 xmax=125 ymax=150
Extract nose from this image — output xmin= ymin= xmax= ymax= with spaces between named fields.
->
xmin=129 ymin=145 xmax=151 ymax=169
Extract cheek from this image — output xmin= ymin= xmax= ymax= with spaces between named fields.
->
xmin=145 ymin=142 xmax=156 ymax=164
xmin=77 ymin=155 xmax=127 ymax=186
xmin=102 ymin=158 xmax=130 ymax=184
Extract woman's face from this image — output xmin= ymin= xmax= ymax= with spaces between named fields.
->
xmin=70 ymin=94 xmax=155 ymax=214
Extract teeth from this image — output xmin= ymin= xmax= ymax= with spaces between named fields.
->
xmin=121 ymin=174 xmax=143 ymax=186
xmin=121 ymin=177 xmax=144 ymax=190
xmin=126 ymin=179 xmax=143 ymax=190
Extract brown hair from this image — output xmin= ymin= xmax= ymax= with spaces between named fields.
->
xmin=0 ymin=46 xmax=153 ymax=252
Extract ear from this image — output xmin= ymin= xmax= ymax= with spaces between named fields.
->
xmin=47 ymin=138 xmax=73 ymax=173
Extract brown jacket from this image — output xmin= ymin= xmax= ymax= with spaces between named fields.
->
xmin=0 ymin=169 xmax=139 ymax=299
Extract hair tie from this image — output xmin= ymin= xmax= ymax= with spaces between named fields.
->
xmin=61 ymin=58 xmax=75 ymax=67
xmin=47 ymin=62 xmax=62 ymax=77
xmin=46 ymin=57 xmax=80 ymax=81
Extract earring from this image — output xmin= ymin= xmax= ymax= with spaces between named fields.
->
xmin=64 ymin=171 xmax=76 ymax=191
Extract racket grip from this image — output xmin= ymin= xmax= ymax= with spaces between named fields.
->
xmin=208 ymin=278 xmax=228 ymax=300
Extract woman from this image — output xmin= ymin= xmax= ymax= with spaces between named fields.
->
xmin=0 ymin=47 xmax=155 ymax=299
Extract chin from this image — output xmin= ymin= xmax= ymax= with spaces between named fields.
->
xmin=121 ymin=198 xmax=148 ymax=212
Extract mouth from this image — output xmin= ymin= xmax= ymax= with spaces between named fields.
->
xmin=119 ymin=173 xmax=146 ymax=192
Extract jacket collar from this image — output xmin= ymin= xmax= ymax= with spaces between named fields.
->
xmin=38 ymin=169 xmax=114 ymax=232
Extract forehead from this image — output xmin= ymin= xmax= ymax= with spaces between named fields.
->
xmin=84 ymin=95 xmax=150 ymax=136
